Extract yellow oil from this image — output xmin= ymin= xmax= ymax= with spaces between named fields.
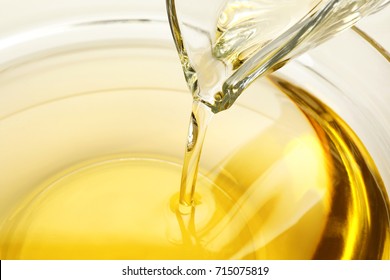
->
xmin=0 ymin=157 xmax=254 ymax=259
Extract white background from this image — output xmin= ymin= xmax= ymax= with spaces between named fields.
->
xmin=1 ymin=260 xmax=390 ymax=280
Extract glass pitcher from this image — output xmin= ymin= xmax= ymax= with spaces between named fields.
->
xmin=167 ymin=0 xmax=390 ymax=112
